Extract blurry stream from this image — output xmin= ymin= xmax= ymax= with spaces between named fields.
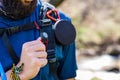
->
xmin=76 ymin=50 xmax=120 ymax=80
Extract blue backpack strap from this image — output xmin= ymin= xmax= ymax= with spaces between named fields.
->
xmin=0 ymin=23 xmax=38 ymax=65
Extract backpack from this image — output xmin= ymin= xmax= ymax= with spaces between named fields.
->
xmin=0 ymin=2 xmax=76 ymax=80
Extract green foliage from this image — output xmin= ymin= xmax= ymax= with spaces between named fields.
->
xmin=75 ymin=24 xmax=120 ymax=49
xmin=75 ymin=26 xmax=102 ymax=49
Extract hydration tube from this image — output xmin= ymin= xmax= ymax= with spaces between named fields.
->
xmin=0 ymin=62 xmax=7 ymax=80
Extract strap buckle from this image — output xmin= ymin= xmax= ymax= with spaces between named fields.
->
xmin=47 ymin=50 xmax=56 ymax=63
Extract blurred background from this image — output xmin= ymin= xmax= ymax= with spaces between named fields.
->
xmin=44 ymin=0 xmax=120 ymax=80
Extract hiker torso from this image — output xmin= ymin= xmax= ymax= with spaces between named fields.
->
xmin=0 ymin=0 xmax=77 ymax=80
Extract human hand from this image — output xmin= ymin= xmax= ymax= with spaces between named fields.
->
xmin=18 ymin=37 xmax=48 ymax=80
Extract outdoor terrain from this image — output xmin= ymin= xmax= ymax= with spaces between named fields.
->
xmin=57 ymin=0 xmax=120 ymax=80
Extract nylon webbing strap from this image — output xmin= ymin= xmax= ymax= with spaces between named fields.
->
xmin=40 ymin=2 xmax=58 ymax=79
xmin=1 ymin=32 xmax=19 ymax=64
xmin=0 ymin=23 xmax=36 ymax=65
xmin=40 ymin=2 xmax=59 ymax=80
xmin=41 ymin=21 xmax=58 ymax=80
xmin=6 ymin=23 xmax=35 ymax=36
xmin=40 ymin=19 xmax=57 ymax=66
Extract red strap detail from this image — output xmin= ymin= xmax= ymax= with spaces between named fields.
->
xmin=40 ymin=39 xmax=48 ymax=47
xmin=46 ymin=9 xmax=60 ymax=22
xmin=45 ymin=40 xmax=48 ymax=47
xmin=34 ymin=21 xmax=40 ymax=30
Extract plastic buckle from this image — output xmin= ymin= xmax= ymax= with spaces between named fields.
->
xmin=39 ymin=19 xmax=52 ymax=27
xmin=47 ymin=50 xmax=56 ymax=63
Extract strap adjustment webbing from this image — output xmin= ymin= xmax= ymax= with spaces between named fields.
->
xmin=0 ymin=22 xmax=38 ymax=65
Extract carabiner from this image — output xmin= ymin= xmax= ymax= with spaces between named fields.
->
xmin=46 ymin=9 xmax=60 ymax=22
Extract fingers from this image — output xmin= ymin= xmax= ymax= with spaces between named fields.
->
xmin=29 ymin=43 xmax=46 ymax=52
xmin=35 ymin=58 xmax=48 ymax=67
xmin=23 ymin=38 xmax=46 ymax=52
xmin=37 ymin=37 xmax=42 ymax=41
xmin=32 ymin=51 xmax=47 ymax=58
xmin=24 ymin=39 xmax=43 ymax=47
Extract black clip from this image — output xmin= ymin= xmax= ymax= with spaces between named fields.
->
xmin=39 ymin=19 xmax=52 ymax=27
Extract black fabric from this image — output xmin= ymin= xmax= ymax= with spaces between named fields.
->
xmin=54 ymin=20 xmax=76 ymax=45
xmin=40 ymin=19 xmax=58 ymax=80
xmin=0 ymin=23 xmax=35 ymax=36
xmin=6 ymin=23 xmax=36 ymax=36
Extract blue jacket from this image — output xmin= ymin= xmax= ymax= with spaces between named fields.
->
xmin=0 ymin=0 xmax=77 ymax=80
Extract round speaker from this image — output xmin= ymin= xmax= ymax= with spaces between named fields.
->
xmin=53 ymin=20 xmax=76 ymax=45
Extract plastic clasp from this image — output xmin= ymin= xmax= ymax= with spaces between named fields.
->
xmin=47 ymin=50 xmax=56 ymax=63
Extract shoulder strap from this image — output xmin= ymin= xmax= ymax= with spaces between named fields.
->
xmin=40 ymin=2 xmax=58 ymax=79
xmin=0 ymin=23 xmax=37 ymax=65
